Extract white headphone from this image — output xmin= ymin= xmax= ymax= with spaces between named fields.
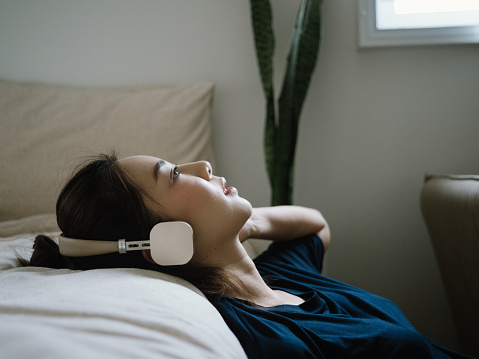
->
xmin=57 ymin=221 xmax=194 ymax=266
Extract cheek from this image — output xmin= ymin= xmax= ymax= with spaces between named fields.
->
xmin=159 ymin=182 xmax=249 ymax=231
xmin=162 ymin=187 xmax=208 ymax=223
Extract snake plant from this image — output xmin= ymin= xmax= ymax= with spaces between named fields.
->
xmin=249 ymin=0 xmax=322 ymax=205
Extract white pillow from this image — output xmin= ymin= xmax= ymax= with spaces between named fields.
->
xmin=0 ymin=80 xmax=215 ymax=220
xmin=0 ymin=267 xmax=247 ymax=359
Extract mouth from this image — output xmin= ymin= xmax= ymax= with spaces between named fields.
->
xmin=224 ymin=187 xmax=236 ymax=195
xmin=222 ymin=178 xmax=236 ymax=196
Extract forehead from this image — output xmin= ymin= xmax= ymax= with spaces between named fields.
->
xmin=118 ymin=155 xmax=161 ymax=187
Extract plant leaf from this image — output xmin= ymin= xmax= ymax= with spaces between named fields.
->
xmin=250 ymin=0 xmax=277 ymax=185
xmin=278 ymin=0 xmax=321 ymax=154
xmin=263 ymin=95 xmax=276 ymax=186
xmin=249 ymin=0 xmax=275 ymax=97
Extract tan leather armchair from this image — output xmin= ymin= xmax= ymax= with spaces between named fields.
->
xmin=421 ymin=175 xmax=479 ymax=357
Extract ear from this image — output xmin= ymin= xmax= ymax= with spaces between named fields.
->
xmin=149 ymin=221 xmax=194 ymax=266
xmin=142 ymin=248 xmax=155 ymax=264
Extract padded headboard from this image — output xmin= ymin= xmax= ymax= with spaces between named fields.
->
xmin=0 ymin=80 xmax=215 ymax=221
xmin=420 ymin=175 xmax=479 ymax=357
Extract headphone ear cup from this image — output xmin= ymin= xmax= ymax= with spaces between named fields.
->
xmin=149 ymin=222 xmax=194 ymax=266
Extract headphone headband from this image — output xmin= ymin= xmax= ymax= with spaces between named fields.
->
xmin=57 ymin=221 xmax=194 ymax=266
xmin=57 ymin=236 xmax=150 ymax=257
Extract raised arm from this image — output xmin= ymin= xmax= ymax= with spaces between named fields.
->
xmin=239 ymin=206 xmax=331 ymax=251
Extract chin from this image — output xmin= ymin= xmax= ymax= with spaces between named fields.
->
xmin=241 ymin=199 xmax=253 ymax=219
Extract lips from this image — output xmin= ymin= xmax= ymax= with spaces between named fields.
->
xmin=224 ymin=186 xmax=236 ymax=195
xmin=222 ymin=178 xmax=236 ymax=196
xmin=222 ymin=178 xmax=227 ymax=194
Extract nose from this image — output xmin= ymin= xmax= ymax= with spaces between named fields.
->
xmin=180 ymin=161 xmax=213 ymax=180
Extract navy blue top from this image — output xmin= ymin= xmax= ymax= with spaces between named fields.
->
xmin=210 ymin=235 xmax=473 ymax=359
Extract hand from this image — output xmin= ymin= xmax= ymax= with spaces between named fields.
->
xmin=239 ymin=218 xmax=254 ymax=243
xmin=237 ymin=206 xmax=330 ymax=250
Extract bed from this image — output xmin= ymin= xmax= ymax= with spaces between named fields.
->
xmin=0 ymin=79 xmax=255 ymax=359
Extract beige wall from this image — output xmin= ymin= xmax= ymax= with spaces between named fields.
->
xmin=2 ymin=0 xmax=479 ymax=350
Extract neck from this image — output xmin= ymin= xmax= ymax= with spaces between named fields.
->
xmin=223 ymin=249 xmax=305 ymax=307
xmin=222 ymin=246 xmax=273 ymax=302
xmin=191 ymin=236 xmax=276 ymax=304
xmin=190 ymin=234 xmax=304 ymax=307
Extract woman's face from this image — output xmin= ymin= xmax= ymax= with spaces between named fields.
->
xmin=118 ymin=155 xmax=252 ymax=243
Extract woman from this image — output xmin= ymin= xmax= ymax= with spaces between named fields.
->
xmin=30 ymin=153 xmax=473 ymax=359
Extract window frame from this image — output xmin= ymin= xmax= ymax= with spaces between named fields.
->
xmin=358 ymin=0 xmax=479 ymax=48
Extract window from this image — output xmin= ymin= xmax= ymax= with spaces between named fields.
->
xmin=359 ymin=0 xmax=479 ymax=48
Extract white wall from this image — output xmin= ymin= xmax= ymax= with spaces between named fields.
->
xmin=2 ymin=0 xmax=479 ymax=351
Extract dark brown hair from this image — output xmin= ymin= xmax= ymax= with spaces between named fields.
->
xmin=28 ymin=152 xmax=244 ymax=301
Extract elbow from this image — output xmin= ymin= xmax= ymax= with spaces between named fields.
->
xmin=316 ymin=211 xmax=331 ymax=252
xmin=317 ymin=223 xmax=331 ymax=252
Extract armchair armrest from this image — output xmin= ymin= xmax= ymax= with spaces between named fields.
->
xmin=420 ymin=174 xmax=479 ymax=357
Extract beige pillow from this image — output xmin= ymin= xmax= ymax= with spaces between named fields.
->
xmin=0 ymin=80 xmax=215 ymax=221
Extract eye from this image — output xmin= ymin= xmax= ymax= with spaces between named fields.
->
xmin=172 ymin=166 xmax=180 ymax=181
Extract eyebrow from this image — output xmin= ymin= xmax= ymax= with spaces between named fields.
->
xmin=153 ymin=160 xmax=166 ymax=181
